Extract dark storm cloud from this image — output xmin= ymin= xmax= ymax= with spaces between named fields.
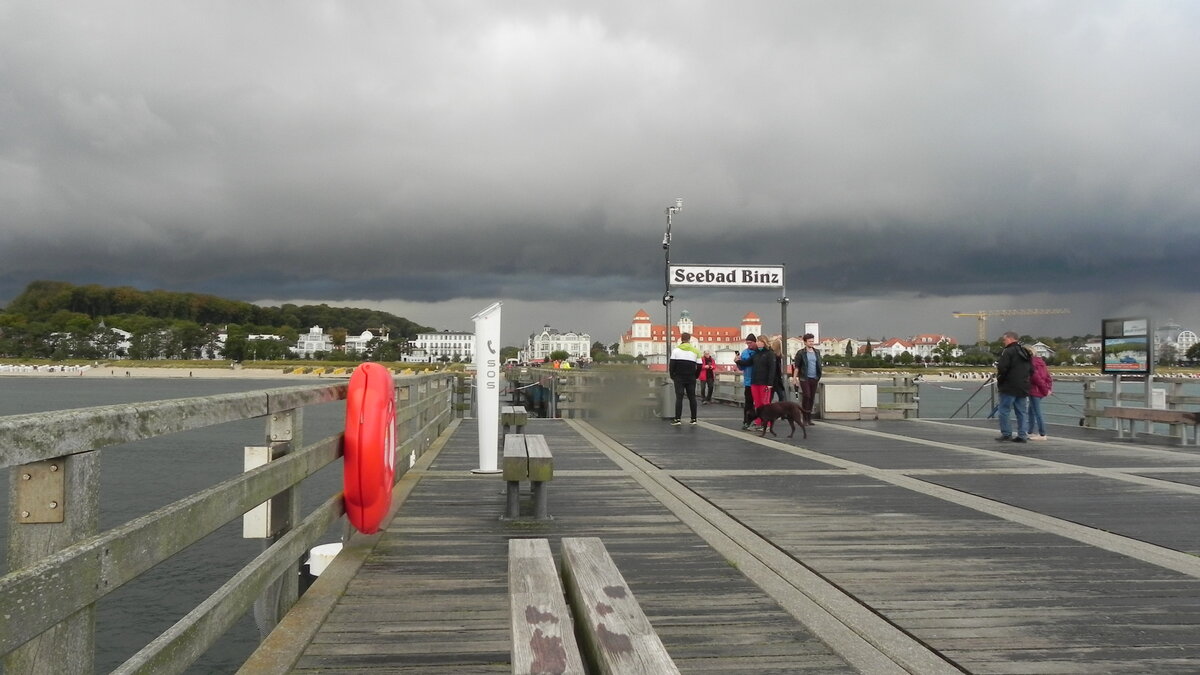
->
xmin=3 ymin=1 xmax=1200 ymax=341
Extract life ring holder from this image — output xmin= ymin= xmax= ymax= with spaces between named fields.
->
xmin=343 ymin=363 xmax=396 ymax=534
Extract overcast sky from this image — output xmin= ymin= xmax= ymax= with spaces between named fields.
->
xmin=3 ymin=1 xmax=1198 ymax=348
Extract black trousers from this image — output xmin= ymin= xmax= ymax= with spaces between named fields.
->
xmin=700 ymin=378 xmax=714 ymax=402
xmin=799 ymin=379 xmax=819 ymax=419
xmin=673 ymin=379 xmax=698 ymax=420
xmin=743 ymin=387 xmax=755 ymax=424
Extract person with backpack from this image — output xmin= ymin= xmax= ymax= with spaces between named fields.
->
xmin=1026 ymin=352 xmax=1052 ymax=440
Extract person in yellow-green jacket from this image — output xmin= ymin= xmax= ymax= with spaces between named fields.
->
xmin=668 ymin=332 xmax=702 ymax=426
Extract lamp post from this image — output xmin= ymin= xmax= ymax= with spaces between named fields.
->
xmin=663 ymin=198 xmax=682 ymax=364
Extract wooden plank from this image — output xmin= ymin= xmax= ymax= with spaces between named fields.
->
xmin=508 ymin=539 xmax=585 ymax=675
xmin=560 ymin=537 xmax=679 ymax=675
xmin=524 ymin=435 xmax=553 ymax=483
xmin=1103 ymin=406 xmax=1197 ymax=424
xmin=502 ymin=434 xmax=528 ymax=482
xmin=512 ymin=406 xmax=529 ymax=426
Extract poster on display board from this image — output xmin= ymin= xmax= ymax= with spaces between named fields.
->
xmin=1101 ymin=317 xmax=1151 ymax=375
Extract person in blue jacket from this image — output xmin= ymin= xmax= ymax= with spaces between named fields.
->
xmin=735 ymin=334 xmax=758 ymax=430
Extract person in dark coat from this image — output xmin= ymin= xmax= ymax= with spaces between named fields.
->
xmin=791 ymin=333 xmax=822 ymax=424
xmin=995 ymin=331 xmax=1032 ymax=442
xmin=748 ymin=336 xmax=778 ymax=428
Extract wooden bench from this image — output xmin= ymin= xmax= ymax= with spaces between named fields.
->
xmin=502 ymin=434 xmax=553 ymax=520
xmin=560 ymin=537 xmax=679 ymax=675
xmin=1103 ymin=406 xmax=1200 ymax=446
xmin=508 ymin=538 xmax=586 ymax=675
xmin=502 ymin=405 xmax=529 ymax=433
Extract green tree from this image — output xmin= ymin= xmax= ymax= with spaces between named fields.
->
xmin=549 ymin=350 xmax=570 ymax=362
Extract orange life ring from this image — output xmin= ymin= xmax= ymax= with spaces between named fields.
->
xmin=343 ymin=363 xmax=396 ymax=534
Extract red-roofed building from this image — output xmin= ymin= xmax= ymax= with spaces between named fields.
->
xmin=620 ymin=309 xmax=763 ymax=361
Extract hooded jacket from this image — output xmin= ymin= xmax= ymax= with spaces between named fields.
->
xmin=1028 ymin=356 xmax=1052 ymax=398
xmin=996 ymin=342 xmax=1032 ymax=396
xmin=669 ymin=342 xmax=702 ymax=382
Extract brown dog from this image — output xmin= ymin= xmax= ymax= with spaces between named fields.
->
xmin=754 ymin=401 xmax=808 ymax=439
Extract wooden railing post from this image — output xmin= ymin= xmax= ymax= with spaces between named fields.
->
xmin=252 ymin=408 xmax=303 ymax=638
xmin=6 ymin=451 xmax=101 ymax=675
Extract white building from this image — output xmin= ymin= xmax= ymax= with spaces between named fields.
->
xmin=292 ymin=325 xmax=385 ymax=358
xmin=523 ymin=325 xmax=592 ymax=363
xmin=410 ymin=330 xmax=475 ymax=363
xmin=1178 ymin=330 xmax=1198 ymax=355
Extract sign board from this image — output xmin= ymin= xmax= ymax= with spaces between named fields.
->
xmin=1101 ymin=316 xmax=1151 ymax=375
xmin=669 ymin=264 xmax=784 ymax=288
xmin=803 ymin=322 xmax=820 ymax=342
xmin=472 ymin=302 xmax=503 ymax=472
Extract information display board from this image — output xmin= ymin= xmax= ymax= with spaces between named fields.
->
xmin=1101 ymin=317 xmax=1151 ymax=375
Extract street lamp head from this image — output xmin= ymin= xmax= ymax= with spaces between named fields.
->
xmin=675 ymin=197 xmax=683 ymax=210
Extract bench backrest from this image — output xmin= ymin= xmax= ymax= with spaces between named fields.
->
xmin=1104 ymin=406 xmax=1199 ymax=423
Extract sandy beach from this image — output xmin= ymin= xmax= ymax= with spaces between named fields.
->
xmin=0 ymin=364 xmax=338 ymax=379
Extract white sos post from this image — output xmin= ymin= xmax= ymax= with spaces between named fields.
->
xmin=471 ymin=302 xmax=503 ymax=473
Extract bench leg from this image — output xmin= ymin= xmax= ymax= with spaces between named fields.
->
xmin=532 ymin=481 xmax=549 ymax=520
xmin=515 ymin=423 xmax=525 ymax=434
xmin=505 ymin=481 xmax=521 ymax=519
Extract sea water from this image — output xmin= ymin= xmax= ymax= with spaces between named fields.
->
xmin=918 ymin=377 xmax=1200 ymax=436
xmin=0 ymin=378 xmax=345 ymax=673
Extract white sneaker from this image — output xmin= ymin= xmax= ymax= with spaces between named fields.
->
xmin=1030 ymin=434 xmax=1047 ymax=441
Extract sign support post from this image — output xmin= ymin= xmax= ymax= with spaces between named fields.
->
xmin=471 ymin=302 xmax=503 ymax=474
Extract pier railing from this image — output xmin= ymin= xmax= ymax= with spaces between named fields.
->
xmin=503 ymin=367 xmax=922 ymax=419
xmin=1 ymin=372 xmax=456 ymax=674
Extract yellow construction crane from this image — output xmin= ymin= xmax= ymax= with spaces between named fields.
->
xmin=953 ymin=308 xmax=1071 ymax=345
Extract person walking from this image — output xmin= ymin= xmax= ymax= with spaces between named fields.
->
xmin=699 ymin=350 xmax=716 ymax=403
xmin=748 ymin=335 xmax=778 ymax=428
xmin=735 ymin=334 xmax=758 ymax=430
xmin=668 ymin=332 xmax=702 ymax=426
xmin=995 ymin=331 xmax=1032 ymax=443
xmin=1026 ymin=352 xmax=1052 ymax=440
xmin=791 ymin=333 xmax=822 ymax=424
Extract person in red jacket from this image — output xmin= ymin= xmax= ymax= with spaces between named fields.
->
xmin=1026 ymin=353 xmax=1052 ymax=440
xmin=698 ymin=350 xmax=716 ymax=403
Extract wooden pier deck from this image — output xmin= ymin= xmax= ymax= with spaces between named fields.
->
xmin=246 ymin=405 xmax=1200 ymax=674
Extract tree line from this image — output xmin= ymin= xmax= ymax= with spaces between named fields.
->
xmin=0 ymin=280 xmax=434 ymax=361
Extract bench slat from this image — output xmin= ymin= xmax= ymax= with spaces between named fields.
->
xmin=503 ymin=434 xmax=529 ymax=482
xmin=560 ymin=537 xmax=679 ymax=675
xmin=502 ymin=405 xmax=530 ymax=427
xmin=1103 ymin=406 xmax=1198 ymax=423
xmin=508 ymin=539 xmax=585 ymax=675
xmin=525 ymin=434 xmax=553 ymax=483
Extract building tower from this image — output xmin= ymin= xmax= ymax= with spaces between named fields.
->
xmin=740 ymin=312 xmax=762 ymax=339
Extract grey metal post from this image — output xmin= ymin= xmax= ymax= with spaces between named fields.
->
xmin=662 ymin=198 xmax=682 ymax=369
xmin=779 ymin=280 xmax=789 ymax=399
